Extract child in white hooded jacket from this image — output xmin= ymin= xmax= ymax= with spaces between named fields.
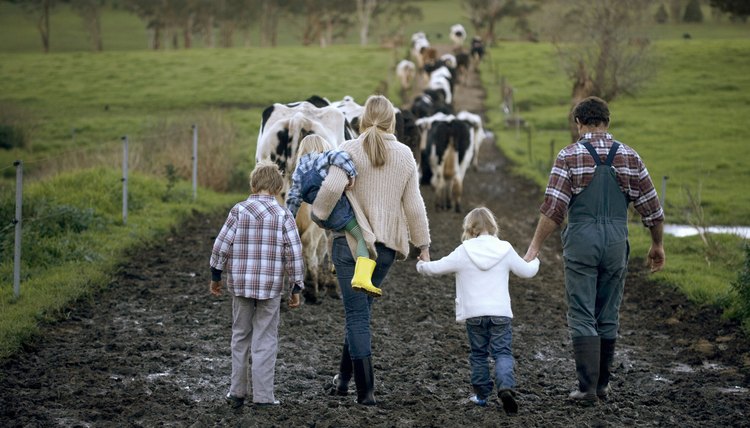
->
xmin=416 ymin=207 xmax=539 ymax=414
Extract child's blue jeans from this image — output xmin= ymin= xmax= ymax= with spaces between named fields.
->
xmin=465 ymin=315 xmax=515 ymax=399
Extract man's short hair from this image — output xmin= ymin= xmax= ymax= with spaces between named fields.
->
xmin=250 ymin=161 xmax=284 ymax=195
xmin=573 ymin=96 xmax=610 ymax=127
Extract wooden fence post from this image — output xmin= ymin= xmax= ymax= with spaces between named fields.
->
xmin=192 ymin=124 xmax=198 ymax=201
xmin=13 ymin=160 xmax=23 ymax=299
xmin=122 ymin=136 xmax=128 ymax=225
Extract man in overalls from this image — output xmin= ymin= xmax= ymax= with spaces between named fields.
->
xmin=524 ymin=96 xmax=666 ymax=406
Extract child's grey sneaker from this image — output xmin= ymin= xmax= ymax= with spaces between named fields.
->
xmin=469 ymin=394 xmax=488 ymax=407
xmin=226 ymin=393 xmax=244 ymax=409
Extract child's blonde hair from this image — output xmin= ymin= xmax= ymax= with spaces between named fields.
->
xmin=296 ymin=134 xmax=332 ymax=163
xmin=250 ymin=160 xmax=284 ymax=195
xmin=462 ymin=207 xmax=499 ymax=241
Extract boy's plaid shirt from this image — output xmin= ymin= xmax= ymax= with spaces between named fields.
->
xmin=540 ymin=132 xmax=664 ymax=227
xmin=210 ymin=194 xmax=305 ymax=299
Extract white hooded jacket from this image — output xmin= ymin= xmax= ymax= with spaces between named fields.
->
xmin=416 ymin=234 xmax=539 ymax=322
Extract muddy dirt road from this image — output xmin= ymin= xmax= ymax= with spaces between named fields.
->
xmin=1 ymin=52 xmax=748 ymax=427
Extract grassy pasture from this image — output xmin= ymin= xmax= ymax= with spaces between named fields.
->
xmin=0 ymin=45 xmax=397 ymax=360
xmin=1 ymin=0 xmax=749 ymax=359
xmin=480 ymin=38 xmax=749 ymax=307
xmin=0 ymin=45 xmax=398 ymax=184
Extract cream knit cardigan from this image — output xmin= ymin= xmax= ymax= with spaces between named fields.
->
xmin=312 ymin=133 xmax=430 ymax=260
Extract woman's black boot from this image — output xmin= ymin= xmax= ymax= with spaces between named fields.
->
xmin=352 ymin=357 xmax=376 ymax=405
xmin=331 ymin=343 xmax=352 ymax=396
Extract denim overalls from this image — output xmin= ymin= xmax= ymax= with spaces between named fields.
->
xmin=562 ymin=141 xmax=629 ymax=340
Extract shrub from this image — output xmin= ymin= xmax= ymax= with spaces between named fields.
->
xmin=0 ymin=125 xmax=25 ymax=150
xmin=0 ymin=103 xmax=34 ymax=150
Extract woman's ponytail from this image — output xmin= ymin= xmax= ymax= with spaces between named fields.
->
xmin=359 ymin=95 xmax=395 ymax=168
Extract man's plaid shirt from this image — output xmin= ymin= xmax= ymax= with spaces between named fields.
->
xmin=540 ymin=132 xmax=664 ymax=227
xmin=210 ymin=194 xmax=305 ymax=299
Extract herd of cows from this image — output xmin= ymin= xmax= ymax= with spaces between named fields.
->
xmin=253 ymin=24 xmax=488 ymax=300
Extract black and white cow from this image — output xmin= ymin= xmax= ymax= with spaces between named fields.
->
xmin=256 ymin=97 xmax=349 ymax=182
xmin=425 ymin=117 xmax=473 ymax=212
xmin=450 ymin=24 xmax=467 ymax=49
xmin=255 ymin=96 xmax=349 ymax=302
xmin=396 ymin=59 xmax=417 ymax=91
xmin=456 ymin=110 xmax=487 ymax=170
xmin=427 ymin=65 xmax=454 ymax=105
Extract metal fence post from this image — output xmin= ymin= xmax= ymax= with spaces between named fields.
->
xmin=13 ymin=160 xmax=22 ymax=299
xmin=122 ymin=136 xmax=128 ymax=225
xmin=192 ymin=124 xmax=198 ymax=201
xmin=661 ymin=175 xmax=669 ymax=207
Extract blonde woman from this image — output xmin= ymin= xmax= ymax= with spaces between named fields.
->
xmin=416 ymin=207 xmax=539 ymax=415
xmin=312 ymin=95 xmax=431 ymax=406
xmin=285 ymin=134 xmax=379 ymax=296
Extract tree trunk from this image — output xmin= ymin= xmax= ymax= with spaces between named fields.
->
xmin=206 ymin=15 xmax=214 ymax=48
xmin=152 ymin=26 xmax=161 ymax=50
xmin=38 ymin=0 xmax=51 ymax=53
xmin=183 ymin=13 xmax=193 ymax=49
xmin=356 ymin=0 xmax=377 ymax=46
xmin=569 ymin=61 xmax=594 ymax=142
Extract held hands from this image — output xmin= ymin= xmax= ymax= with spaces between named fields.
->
xmin=523 ymin=246 xmax=539 ymax=263
xmin=209 ymin=280 xmax=222 ymax=296
xmin=418 ymin=246 xmax=430 ymax=262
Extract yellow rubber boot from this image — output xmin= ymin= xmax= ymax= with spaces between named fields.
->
xmin=351 ymin=257 xmax=381 ymax=297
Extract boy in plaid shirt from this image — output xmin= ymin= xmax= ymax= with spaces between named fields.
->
xmin=210 ymin=161 xmax=305 ymax=408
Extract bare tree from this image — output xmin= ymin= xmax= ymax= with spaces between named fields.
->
xmin=547 ymin=0 xmax=654 ymax=141
xmin=461 ymin=0 xmax=539 ymax=45
xmin=7 ymin=0 xmax=56 ymax=52
xmin=670 ymin=0 xmax=683 ymax=23
xmin=355 ymin=0 xmax=379 ymax=45
xmin=70 ymin=0 xmax=103 ymax=51
xmin=258 ymin=0 xmax=284 ymax=46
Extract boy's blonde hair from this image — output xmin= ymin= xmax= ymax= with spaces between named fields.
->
xmin=296 ymin=134 xmax=332 ymax=163
xmin=462 ymin=207 xmax=499 ymax=241
xmin=250 ymin=160 xmax=284 ymax=195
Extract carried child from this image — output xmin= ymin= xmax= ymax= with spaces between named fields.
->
xmin=416 ymin=207 xmax=539 ymax=415
xmin=286 ymin=134 xmax=381 ymax=297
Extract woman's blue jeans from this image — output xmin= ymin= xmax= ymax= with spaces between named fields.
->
xmin=465 ymin=315 xmax=515 ymax=399
xmin=331 ymin=236 xmax=395 ymax=359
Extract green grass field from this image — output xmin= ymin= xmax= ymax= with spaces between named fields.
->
xmin=480 ymin=38 xmax=750 ymax=309
xmin=0 ymin=1 xmax=749 ymax=359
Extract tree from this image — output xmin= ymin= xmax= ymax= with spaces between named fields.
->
xmin=670 ymin=0 xmax=682 ymax=23
xmin=547 ymin=0 xmax=654 ymax=141
xmin=710 ymin=0 xmax=750 ymax=20
xmin=683 ymin=0 xmax=703 ymax=22
xmin=655 ymin=4 xmax=669 ymax=23
xmin=70 ymin=0 xmax=103 ymax=51
xmin=355 ymin=0 xmax=378 ymax=45
xmin=6 ymin=0 xmax=56 ymax=53
xmin=461 ymin=0 xmax=539 ymax=45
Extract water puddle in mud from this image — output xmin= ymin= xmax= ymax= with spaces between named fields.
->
xmin=664 ymin=224 xmax=750 ymax=239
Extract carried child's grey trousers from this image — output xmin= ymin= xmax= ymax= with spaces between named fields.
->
xmin=229 ymin=295 xmax=281 ymax=403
